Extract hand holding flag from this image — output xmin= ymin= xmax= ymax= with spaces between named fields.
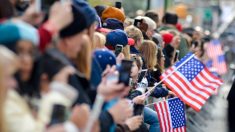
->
xmin=160 ymin=53 xmax=223 ymax=111
xmin=154 ymin=98 xmax=186 ymax=132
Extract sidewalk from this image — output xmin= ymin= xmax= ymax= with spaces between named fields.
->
xmin=187 ymin=82 xmax=232 ymax=132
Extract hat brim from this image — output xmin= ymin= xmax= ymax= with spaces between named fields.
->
xmin=96 ymin=28 xmax=111 ymax=34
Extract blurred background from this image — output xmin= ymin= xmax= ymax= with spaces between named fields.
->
xmin=87 ymin=0 xmax=235 ymax=131
xmin=88 ymin=0 xmax=235 ymax=79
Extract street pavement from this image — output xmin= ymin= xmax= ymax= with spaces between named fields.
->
xmin=187 ymin=80 xmax=232 ymax=132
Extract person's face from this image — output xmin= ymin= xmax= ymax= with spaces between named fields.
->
xmin=136 ymin=38 xmax=143 ymax=49
xmin=195 ymin=43 xmax=203 ymax=58
xmin=161 ymin=41 xmax=165 ymax=48
xmin=172 ymin=36 xmax=181 ymax=49
xmin=191 ymin=42 xmax=201 ymax=56
xmin=146 ymin=29 xmax=155 ymax=39
xmin=16 ymin=40 xmax=34 ymax=81
xmin=88 ymin=23 xmax=96 ymax=41
xmin=171 ymin=50 xmax=176 ymax=65
xmin=131 ymin=61 xmax=139 ymax=78
xmin=3 ymin=68 xmax=17 ymax=92
xmin=63 ymin=30 xmax=86 ymax=59
xmin=193 ymin=31 xmax=201 ymax=41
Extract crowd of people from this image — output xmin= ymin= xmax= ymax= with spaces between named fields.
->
xmin=0 ymin=0 xmax=214 ymax=132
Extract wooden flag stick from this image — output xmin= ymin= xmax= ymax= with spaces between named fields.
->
xmin=84 ymin=94 xmax=104 ymax=132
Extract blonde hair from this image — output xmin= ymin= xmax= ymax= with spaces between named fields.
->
xmin=139 ymin=40 xmax=157 ymax=69
xmin=76 ymin=35 xmax=92 ymax=80
xmin=0 ymin=45 xmax=18 ymax=132
xmin=124 ymin=18 xmax=134 ymax=28
xmin=122 ymin=45 xmax=131 ymax=60
xmin=92 ymin=32 xmax=106 ymax=50
xmin=131 ymin=55 xmax=143 ymax=70
xmin=125 ymin=25 xmax=143 ymax=47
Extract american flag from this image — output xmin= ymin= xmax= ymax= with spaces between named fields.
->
xmin=206 ymin=39 xmax=227 ymax=75
xmin=161 ymin=53 xmax=223 ymax=111
xmin=154 ymin=98 xmax=186 ymax=132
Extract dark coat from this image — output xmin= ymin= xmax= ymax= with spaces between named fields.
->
xmin=37 ymin=48 xmax=114 ymax=131
xmin=228 ymin=79 xmax=235 ymax=101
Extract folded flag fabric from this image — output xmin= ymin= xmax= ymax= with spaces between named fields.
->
xmin=154 ymin=98 xmax=186 ymax=132
xmin=160 ymin=53 xmax=223 ymax=111
xmin=206 ymin=39 xmax=227 ymax=75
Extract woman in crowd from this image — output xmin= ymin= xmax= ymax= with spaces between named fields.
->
xmin=125 ymin=25 xmax=143 ymax=55
xmin=155 ymin=47 xmax=165 ymax=82
xmin=0 ymin=46 xmax=18 ymax=132
xmin=0 ymin=20 xmax=83 ymax=132
xmin=128 ymin=55 xmax=160 ymax=132
xmin=0 ymin=0 xmax=220 ymax=131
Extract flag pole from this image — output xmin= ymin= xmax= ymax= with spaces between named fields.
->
xmin=84 ymin=94 xmax=104 ymax=132
xmin=145 ymin=97 xmax=179 ymax=107
xmin=145 ymin=54 xmax=195 ymax=97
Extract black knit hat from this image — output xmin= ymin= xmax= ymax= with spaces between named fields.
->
xmin=162 ymin=12 xmax=178 ymax=25
xmin=163 ymin=44 xmax=175 ymax=58
xmin=60 ymin=0 xmax=97 ymax=38
xmin=94 ymin=5 xmax=107 ymax=17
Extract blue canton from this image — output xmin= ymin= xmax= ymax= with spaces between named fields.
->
xmin=175 ymin=53 xmax=204 ymax=81
xmin=218 ymin=55 xmax=225 ymax=63
xmin=211 ymin=39 xmax=220 ymax=45
xmin=168 ymin=98 xmax=186 ymax=128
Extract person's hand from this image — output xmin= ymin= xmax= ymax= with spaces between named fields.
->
xmin=20 ymin=2 xmax=44 ymax=26
xmin=116 ymin=53 xmax=125 ymax=64
xmin=90 ymin=120 xmax=100 ymax=132
xmin=46 ymin=124 xmax=65 ymax=132
xmin=132 ymin=94 xmax=146 ymax=104
xmin=167 ymin=91 xmax=176 ymax=98
xmin=108 ymin=99 xmax=133 ymax=124
xmin=101 ymin=65 xmax=116 ymax=77
xmin=98 ymin=78 xmax=128 ymax=101
xmin=53 ymin=66 xmax=75 ymax=84
xmin=98 ymin=66 xmax=130 ymax=101
xmin=70 ymin=104 xmax=90 ymax=129
xmin=125 ymin=116 xmax=143 ymax=131
xmin=48 ymin=1 xmax=73 ymax=31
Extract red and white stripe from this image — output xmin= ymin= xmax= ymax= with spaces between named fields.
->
xmin=154 ymin=101 xmax=186 ymax=132
xmin=213 ymin=59 xmax=227 ymax=75
xmin=161 ymin=66 xmax=223 ymax=111
xmin=206 ymin=42 xmax=223 ymax=58
xmin=206 ymin=41 xmax=227 ymax=75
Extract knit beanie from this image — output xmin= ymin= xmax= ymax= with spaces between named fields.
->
xmin=102 ymin=6 xmax=125 ymax=22
xmin=0 ymin=20 xmax=39 ymax=50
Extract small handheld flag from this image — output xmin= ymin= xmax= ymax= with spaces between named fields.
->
xmin=206 ymin=39 xmax=227 ymax=75
xmin=161 ymin=53 xmax=223 ymax=111
xmin=154 ymin=98 xmax=186 ymax=132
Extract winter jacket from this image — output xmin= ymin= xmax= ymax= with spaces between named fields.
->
xmin=158 ymin=25 xmax=189 ymax=59
xmin=137 ymin=69 xmax=169 ymax=98
xmin=116 ymin=124 xmax=131 ymax=132
xmin=38 ymin=48 xmax=115 ymax=131
xmin=39 ymin=48 xmax=92 ymax=105
xmin=130 ymin=46 xmax=140 ymax=54
xmin=4 ymin=82 xmax=78 ymax=132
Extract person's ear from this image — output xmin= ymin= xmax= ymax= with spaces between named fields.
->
xmin=137 ymin=39 xmax=141 ymax=45
xmin=40 ymin=73 xmax=49 ymax=83
xmin=63 ymin=38 xmax=69 ymax=47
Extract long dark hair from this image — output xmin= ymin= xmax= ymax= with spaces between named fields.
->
xmin=15 ymin=60 xmax=41 ymax=98
xmin=156 ymin=47 xmax=163 ymax=73
xmin=0 ymin=0 xmax=14 ymax=19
